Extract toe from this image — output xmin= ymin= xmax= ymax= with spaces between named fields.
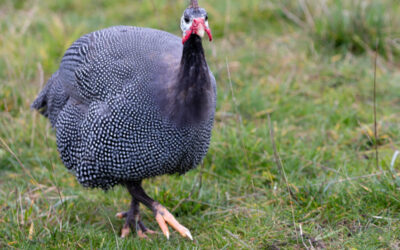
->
xmin=138 ymin=221 xmax=156 ymax=235
xmin=145 ymin=229 xmax=157 ymax=235
xmin=154 ymin=205 xmax=193 ymax=240
xmin=155 ymin=213 xmax=170 ymax=239
xmin=116 ymin=212 xmax=128 ymax=219
xmin=137 ymin=230 xmax=149 ymax=239
xmin=121 ymin=225 xmax=131 ymax=238
xmin=163 ymin=209 xmax=192 ymax=239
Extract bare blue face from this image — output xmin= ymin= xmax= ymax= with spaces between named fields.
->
xmin=180 ymin=7 xmax=209 ymax=36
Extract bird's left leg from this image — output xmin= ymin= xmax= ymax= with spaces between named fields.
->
xmin=127 ymin=181 xmax=193 ymax=240
xmin=116 ymin=197 xmax=156 ymax=238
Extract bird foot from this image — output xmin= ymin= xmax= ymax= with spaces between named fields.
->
xmin=123 ymin=183 xmax=193 ymax=240
xmin=153 ymin=204 xmax=193 ymax=240
xmin=116 ymin=211 xmax=156 ymax=239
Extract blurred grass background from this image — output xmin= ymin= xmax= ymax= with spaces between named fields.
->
xmin=1 ymin=0 xmax=400 ymax=248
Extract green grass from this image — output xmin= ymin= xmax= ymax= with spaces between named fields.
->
xmin=278 ymin=0 xmax=400 ymax=62
xmin=1 ymin=0 xmax=400 ymax=248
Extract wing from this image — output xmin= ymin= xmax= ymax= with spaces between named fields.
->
xmin=32 ymin=26 xmax=182 ymax=126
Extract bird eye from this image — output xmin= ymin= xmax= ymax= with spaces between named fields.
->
xmin=184 ymin=17 xmax=190 ymax=23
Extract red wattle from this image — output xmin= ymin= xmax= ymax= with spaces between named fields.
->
xmin=182 ymin=29 xmax=193 ymax=44
xmin=205 ymin=28 xmax=213 ymax=42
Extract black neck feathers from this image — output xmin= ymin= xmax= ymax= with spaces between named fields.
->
xmin=178 ymin=35 xmax=209 ymax=86
xmin=164 ymin=35 xmax=212 ymax=127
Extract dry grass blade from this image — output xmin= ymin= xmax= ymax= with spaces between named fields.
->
xmin=298 ymin=0 xmax=314 ymax=28
xmin=299 ymin=223 xmax=311 ymax=250
xmin=0 ymin=137 xmax=36 ymax=182
xmin=268 ymin=115 xmax=283 ymax=178
xmin=30 ymin=63 xmax=44 ymax=148
xmin=301 ymin=171 xmax=400 ymax=189
xmin=390 ymin=151 xmax=400 ymax=172
xmin=373 ymin=40 xmax=381 ymax=172
xmin=106 ymin=213 xmax=120 ymax=250
xmin=41 ymin=126 xmax=64 ymax=207
xmin=279 ymin=4 xmax=306 ymax=29
xmin=267 ymin=114 xmax=299 ymax=245
xmin=224 ymin=229 xmax=250 ymax=248
xmin=172 ymin=163 xmax=203 ymax=212
xmin=225 ymin=57 xmax=242 ymax=125
xmin=225 ymin=57 xmax=250 ymax=167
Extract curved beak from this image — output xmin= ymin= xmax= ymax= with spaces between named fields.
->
xmin=182 ymin=18 xmax=213 ymax=44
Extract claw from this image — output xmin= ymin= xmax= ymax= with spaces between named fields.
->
xmin=186 ymin=230 xmax=193 ymax=241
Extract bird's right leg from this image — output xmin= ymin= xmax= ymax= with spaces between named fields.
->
xmin=116 ymin=197 xmax=156 ymax=238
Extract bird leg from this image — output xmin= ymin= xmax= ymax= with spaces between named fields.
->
xmin=126 ymin=182 xmax=193 ymax=240
xmin=116 ymin=197 xmax=156 ymax=238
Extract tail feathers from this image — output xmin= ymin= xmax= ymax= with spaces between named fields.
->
xmin=32 ymin=71 xmax=69 ymax=127
xmin=31 ymin=83 xmax=51 ymax=118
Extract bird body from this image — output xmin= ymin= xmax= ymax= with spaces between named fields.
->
xmin=33 ymin=1 xmax=215 ymax=240
xmin=33 ymin=26 xmax=216 ymax=189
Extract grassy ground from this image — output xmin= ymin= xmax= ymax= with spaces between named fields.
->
xmin=1 ymin=0 xmax=400 ymax=248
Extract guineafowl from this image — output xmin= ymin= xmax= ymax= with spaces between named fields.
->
xmin=32 ymin=0 xmax=215 ymax=240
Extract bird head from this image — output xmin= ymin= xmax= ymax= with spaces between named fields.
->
xmin=180 ymin=0 xmax=212 ymax=44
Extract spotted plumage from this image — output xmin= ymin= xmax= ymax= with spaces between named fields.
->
xmin=32 ymin=26 xmax=216 ymax=190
